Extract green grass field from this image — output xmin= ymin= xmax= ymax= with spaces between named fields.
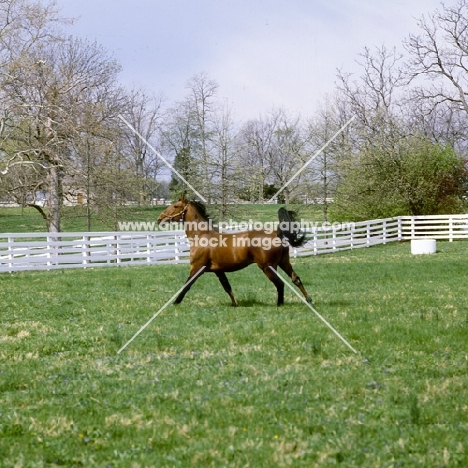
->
xmin=0 ymin=206 xmax=168 ymax=233
xmin=1 ymin=241 xmax=467 ymax=467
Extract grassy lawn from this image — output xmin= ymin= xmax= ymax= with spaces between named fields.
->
xmin=1 ymin=241 xmax=467 ymax=466
xmin=0 ymin=204 xmax=325 ymax=233
xmin=0 ymin=206 xmax=168 ymax=233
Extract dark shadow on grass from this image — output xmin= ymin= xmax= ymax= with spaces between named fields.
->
xmin=236 ymin=298 xmax=269 ymax=307
xmin=235 ymin=297 xmax=303 ymax=308
xmin=321 ymin=299 xmax=353 ymax=307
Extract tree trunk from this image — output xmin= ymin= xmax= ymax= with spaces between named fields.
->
xmin=48 ymin=164 xmax=61 ymax=233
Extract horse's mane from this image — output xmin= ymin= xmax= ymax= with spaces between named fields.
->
xmin=189 ymin=200 xmax=211 ymax=222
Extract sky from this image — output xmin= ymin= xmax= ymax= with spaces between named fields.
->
xmin=54 ymin=0 xmax=445 ymax=120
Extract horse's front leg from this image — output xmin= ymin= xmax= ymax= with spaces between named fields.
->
xmin=174 ymin=266 xmax=205 ymax=304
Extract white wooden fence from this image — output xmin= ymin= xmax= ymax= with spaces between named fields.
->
xmin=1 ymin=214 xmax=468 ymax=273
xmin=293 ymin=214 xmax=468 ymax=257
xmin=0 ymin=231 xmax=189 ymax=273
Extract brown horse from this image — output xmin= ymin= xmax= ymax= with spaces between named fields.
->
xmin=157 ymin=194 xmax=312 ymax=306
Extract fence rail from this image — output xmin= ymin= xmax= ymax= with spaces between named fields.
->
xmin=1 ymin=214 xmax=467 ymax=273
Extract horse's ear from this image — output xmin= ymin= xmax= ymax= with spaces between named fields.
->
xmin=180 ymin=191 xmax=187 ymax=203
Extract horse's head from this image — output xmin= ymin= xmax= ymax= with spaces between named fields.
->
xmin=157 ymin=193 xmax=190 ymax=225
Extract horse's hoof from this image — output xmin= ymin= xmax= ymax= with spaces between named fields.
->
xmin=306 ymin=296 xmax=313 ymax=304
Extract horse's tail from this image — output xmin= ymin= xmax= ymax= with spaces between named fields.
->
xmin=277 ymin=207 xmax=306 ymax=247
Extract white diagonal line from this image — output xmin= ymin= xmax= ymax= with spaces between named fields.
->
xmin=118 ymin=114 xmax=207 ymax=202
xmin=268 ymin=266 xmax=358 ymax=354
xmin=268 ymin=115 xmax=356 ymax=203
xmin=117 ymin=266 xmax=206 ymax=354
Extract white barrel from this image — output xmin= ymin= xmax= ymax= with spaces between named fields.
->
xmin=411 ymin=239 xmax=436 ymax=255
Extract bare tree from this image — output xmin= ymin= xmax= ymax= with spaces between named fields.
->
xmin=336 ymin=44 xmax=406 ymax=142
xmin=120 ymin=88 xmax=164 ymax=205
xmin=267 ymin=109 xmax=309 ymax=204
xmin=305 ymin=102 xmax=343 ymax=220
xmin=0 ymin=0 xmax=69 ymax=231
xmin=211 ymin=100 xmax=238 ymax=219
xmin=406 ymin=0 xmax=468 ymax=116
xmin=0 ymin=0 xmax=122 ymax=232
xmin=237 ymin=113 xmax=278 ymax=203
xmin=330 ymin=31 xmax=468 ymax=220
xmin=185 ymin=72 xmax=218 ymax=202
xmin=236 ymin=109 xmax=310 ymax=204
xmin=160 ymin=73 xmax=220 ymax=202
xmin=161 ymin=99 xmax=199 ymax=198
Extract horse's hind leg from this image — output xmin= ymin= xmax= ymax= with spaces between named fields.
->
xmin=262 ymin=265 xmax=285 ymax=306
xmin=279 ymin=258 xmax=313 ymax=304
xmin=215 ymin=272 xmax=238 ymax=307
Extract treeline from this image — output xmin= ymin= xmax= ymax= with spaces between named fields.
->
xmin=0 ymin=0 xmax=467 ymax=231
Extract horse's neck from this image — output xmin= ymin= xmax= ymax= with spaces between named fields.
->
xmin=184 ymin=206 xmax=211 ymax=238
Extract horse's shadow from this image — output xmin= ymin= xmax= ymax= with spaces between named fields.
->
xmin=320 ymin=299 xmax=352 ymax=308
xmin=233 ymin=295 xmax=304 ymax=308
xmin=235 ymin=298 xmax=269 ymax=308
xmin=234 ymin=295 xmax=353 ymax=309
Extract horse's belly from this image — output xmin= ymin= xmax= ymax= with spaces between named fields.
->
xmin=208 ymin=249 xmax=253 ymax=272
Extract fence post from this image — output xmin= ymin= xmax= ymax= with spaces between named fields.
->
xmin=8 ymin=236 xmax=14 ymax=271
xmin=366 ymin=222 xmax=371 ymax=247
xmin=175 ymin=235 xmax=180 ymax=262
xmin=383 ymin=219 xmax=387 ymax=244
xmin=47 ymin=235 xmax=52 ymax=268
xmin=82 ymin=235 xmax=90 ymax=265
xmin=449 ymin=216 xmax=453 ymax=242
xmin=313 ymin=230 xmax=318 ymax=255
xmin=147 ymin=234 xmax=151 ymax=263
xmin=397 ymin=217 xmax=403 ymax=241
xmin=111 ymin=235 xmax=118 ymax=264
xmin=116 ymin=234 xmax=121 ymax=264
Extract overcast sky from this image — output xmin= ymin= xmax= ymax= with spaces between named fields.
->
xmin=55 ymin=0 xmax=444 ymax=120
